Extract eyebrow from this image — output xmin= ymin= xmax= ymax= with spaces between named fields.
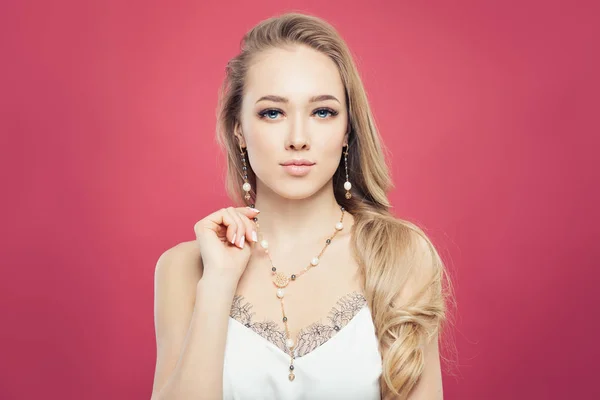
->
xmin=255 ymin=94 xmax=341 ymax=104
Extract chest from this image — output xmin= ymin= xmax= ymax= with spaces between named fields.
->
xmin=225 ymin=237 xmax=382 ymax=399
xmin=223 ymin=303 xmax=382 ymax=400
xmin=233 ymin=236 xmax=365 ymax=340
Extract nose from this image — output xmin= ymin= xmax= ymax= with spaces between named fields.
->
xmin=284 ymin=115 xmax=310 ymax=151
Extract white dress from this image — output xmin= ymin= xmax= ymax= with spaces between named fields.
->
xmin=223 ymin=292 xmax=382 ymax=400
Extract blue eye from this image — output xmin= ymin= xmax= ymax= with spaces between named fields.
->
xmin=313 ymin=108 xmax=338 ymax=118
xmin=258 ymin=109 xmax=283 ymax=119
xmin=258 ymin=108 xmax=338 ymax=120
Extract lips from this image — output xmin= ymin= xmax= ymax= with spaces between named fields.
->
xmin=280 ymin=160 xmax=315 ymax=177
xmin=281 ymin=159 xmax=315 ymax=166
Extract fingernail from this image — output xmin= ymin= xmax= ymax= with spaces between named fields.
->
xmin=252 ymin=231 xmax=258 ymax=242
xmin=239 ymin=235 xmax=245 ymax=249
xmin=248 ymin=207 xmax=260 ymax=213
xmin=231 ymin=233 xmax=236 ymax=245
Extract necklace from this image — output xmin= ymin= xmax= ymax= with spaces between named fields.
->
xmin=251 ymin=204 xmax=346 ymax=382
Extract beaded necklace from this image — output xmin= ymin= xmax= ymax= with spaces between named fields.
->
xmin=250 ymin=204 xmax=346 ymax=381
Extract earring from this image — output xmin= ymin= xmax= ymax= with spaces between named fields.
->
xmin=240 ymin=146 xmax=251 ymax=201
xmin=343 ymin=145 xmax=352 ymax=199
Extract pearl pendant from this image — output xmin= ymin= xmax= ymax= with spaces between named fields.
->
xmin=276 ymin=288 xmax=285 ymax=298
xmin=310 ymin=257 xmax=319 ymax=266
xmin=344 ymin=181 xmax=352 ymax=190
xmin=335 ymin=222 xmax=344 ymax=231
xmin=286 ymin=338 xmax=295 ymax=348
xmin=260 ymin=239 xmax=269 ymax=249
xmin=242 ymin=182 xmax=251 ymax=192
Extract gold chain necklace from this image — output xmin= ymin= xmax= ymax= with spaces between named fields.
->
xmin=251 ymin=204 xmax=346 ymax=381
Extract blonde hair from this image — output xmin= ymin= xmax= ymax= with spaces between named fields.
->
xmin=215 ymin=12 xmax=455 ymax=399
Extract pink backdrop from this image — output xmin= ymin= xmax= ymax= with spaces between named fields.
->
xmin=1 ymin=0 xmax=598 ymax=399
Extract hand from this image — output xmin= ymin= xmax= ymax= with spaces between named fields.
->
xmin=194 ymin=206 xmax=260 ymax=285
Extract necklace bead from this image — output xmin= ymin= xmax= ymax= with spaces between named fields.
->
xmin=254 ymin=205 xmax=346 ymax=383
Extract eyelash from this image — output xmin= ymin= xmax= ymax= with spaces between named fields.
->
xmin=257 ymin=108 xmax=339 ymax=120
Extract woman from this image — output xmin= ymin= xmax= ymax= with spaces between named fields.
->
xmin=151 ymin=12 xmax=451 ymax=400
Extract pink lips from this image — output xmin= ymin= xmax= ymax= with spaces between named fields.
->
xmin=280 ymin=159 xmax=315 ymax=177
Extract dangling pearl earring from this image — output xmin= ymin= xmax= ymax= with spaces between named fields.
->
xmin=343 ymin=144 xmax=352 ymax=199
xmin=240 ymin=145 xmax=251 ymax=202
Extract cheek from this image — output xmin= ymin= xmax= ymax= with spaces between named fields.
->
xmin=244 ymin=128 xmax=278 ymax=174
xmin=243 ymin=118 xmax=278 ymax=150
xmin=323 ymin=146 xmax=344 ymax=172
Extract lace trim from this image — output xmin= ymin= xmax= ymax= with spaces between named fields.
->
xmin=230 ymin=291 xmax=367 ymax=358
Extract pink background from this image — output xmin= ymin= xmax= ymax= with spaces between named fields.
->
xmin=1 ymin=0 xmax=598 ymax=399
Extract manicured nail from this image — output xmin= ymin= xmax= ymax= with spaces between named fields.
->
xmin=248 ymin=207 xmax=260 ymax=213
xmin=231 ymin=233 xmax=236 ymax=245
xmin=239 ymin=235 xmax=245 ymax=249
xmin=252 ymin=231 xmax=258 ymax=242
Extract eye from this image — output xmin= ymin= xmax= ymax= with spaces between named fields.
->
xmin=258 ymin=109 xmax=283 ymax=120
xmin=313 ymin=108 xmax=338 ymax=119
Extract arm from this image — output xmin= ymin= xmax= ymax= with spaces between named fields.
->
xmin=381 ymin=334 xmax=443 ymax=400
xmin=382 ymin=233 xmax=445 ymax=400
xmin=150 ymin=242 xmax=238 ymax=400
xmin=406 ymin=233 xmax=444 ymax=400
xmin=406 ymin=333 xmax=443 ymax=399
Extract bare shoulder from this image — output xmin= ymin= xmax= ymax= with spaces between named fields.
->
xmin=394 ymin=218 xmax=437 ymax=269
xmin=155 ymin=240 xmax=203 ymax=283
xmin=407 ymin=227 xmax=436 ymax=270
xmin=153 ymin=240 xmax=203 ymax=336
xmin=393 ymin=219 xmax=441 ymax=304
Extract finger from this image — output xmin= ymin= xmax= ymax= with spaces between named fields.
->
xmin=223 ymin=209 xmax=239 ymax=246
xmin=199 ymin=208 xmax=238 ymax=245
xmin=236 ymin=206 xmax=261 ymax=219
xmin=235 ymin=209 xmax=258 ymax=244
xmin=236 ymin=207 xmax=260 ymax=242
xmin=226 ymin=207 xmax=246 ymax=249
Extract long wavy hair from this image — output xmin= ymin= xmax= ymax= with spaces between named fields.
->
xmin=215 ymin=12 xmax=455 ymax=399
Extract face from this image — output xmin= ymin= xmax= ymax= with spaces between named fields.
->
xmin=237 ymin=44 xmax=348 ymax=200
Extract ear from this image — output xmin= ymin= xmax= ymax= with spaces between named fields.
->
xmin=234 ymin=121 xmax=246 ymax=148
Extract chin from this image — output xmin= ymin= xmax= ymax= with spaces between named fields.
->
xmin=275 ymin=187 xmax=320 ymax=200
xmin=263 ymin=178 xmax=325 ymax=200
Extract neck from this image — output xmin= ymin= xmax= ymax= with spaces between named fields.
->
xmin=253 ymin=181 xmax=344 ymax=250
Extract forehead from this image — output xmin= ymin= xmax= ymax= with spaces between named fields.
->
xmin=244 ymin=45 xmax=345 ymax=103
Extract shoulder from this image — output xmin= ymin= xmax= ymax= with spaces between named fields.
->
xmin=154 ymin=241 xmax=203 ymax=301
xmin=153 ymin=241 xmax=203 ymax=337
xmin=156 ymin=240 xmax=200 ymax=265
xmin=406 ymin=227 xmax=436 ymax=273
xmin=156 ymin=241 xmax=202 ymax=276
xmin=390 ymin=217 xmax=437 ymax=269
xmin=392 ymin=219 xmax=441 ymax=305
